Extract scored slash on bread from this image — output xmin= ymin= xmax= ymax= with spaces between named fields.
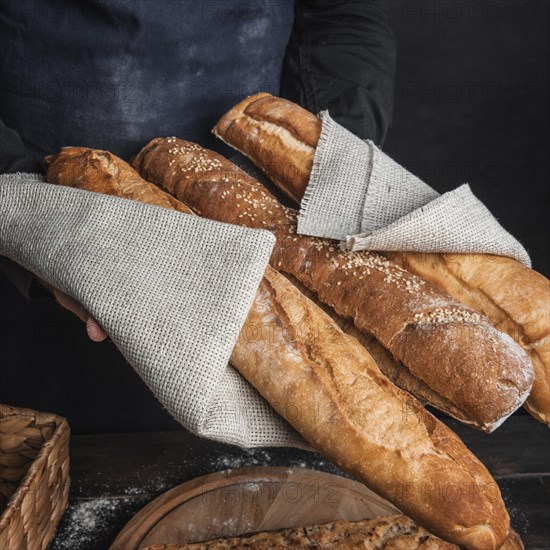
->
xmin=212 ymin=92 xmax=550 ymax=428
xmin=47 ymin=147 xmax=511 ymax=549
xmin=214 ymin=91 xmax=321 ymax=203
xmin=131 ymin=137 xmax=533 ymax=433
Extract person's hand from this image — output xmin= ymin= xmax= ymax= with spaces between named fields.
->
xmin=37 ymin=278 xmax=108 ymax=342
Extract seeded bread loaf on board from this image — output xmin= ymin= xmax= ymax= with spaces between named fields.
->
xmin=144 ymin=515 xmax=459 ymax=549
xmin=47 ymin=147 xmax=510 ymax=549
xmin=131 ymin=138 xmax=533 ymax=432
xmin=144 ymin=521 xmax=524 ymax=550
xmin=145 ymin=523 xmax=524 ymax=550
xmin=213 ymin=92 xmax=550 ymax=427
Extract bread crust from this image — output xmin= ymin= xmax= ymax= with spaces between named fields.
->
xmin=282 ymin=272 xmax=472 ymax=425
xmin=131 ymin=138 xmax=533 ymax=432
xmin=214 ymin=92 xmax=321 ymax=203
xmin=45 ymin=147 xmax=193 ymax=214
xmin=47 ymin=147 xmax=510 ymax=549
xmin=213 ymin=93 xmax=549 ymax=428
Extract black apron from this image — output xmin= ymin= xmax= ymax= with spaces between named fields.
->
xmin=0 ymin=0 xmax=294 ymax=163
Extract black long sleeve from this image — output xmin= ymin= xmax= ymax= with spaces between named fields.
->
xmin=0 ymin=118 xmax=42 ymax=174
xmin=0 ymin=118 xmax=44 ymax=298
xmin=281 ymin=0 xmax=396 ymax=145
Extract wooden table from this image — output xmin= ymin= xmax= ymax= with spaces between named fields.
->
xmin=47 ymin=415 xmax=550 ymax=550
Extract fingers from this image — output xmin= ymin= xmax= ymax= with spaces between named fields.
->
xmin=51 ymin=288 xmax=108 ymax=342
xmin=52 ymin=289 xmax=89 ymax=323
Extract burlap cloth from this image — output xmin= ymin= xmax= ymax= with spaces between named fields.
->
xmin=298 ymin=112 xmax=531 ymax=267
xmin=0 ymin=174 xmax=306 ymax=448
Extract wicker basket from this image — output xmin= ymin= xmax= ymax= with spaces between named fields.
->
xmin=0 ymin=404 xmax=70 ymax=550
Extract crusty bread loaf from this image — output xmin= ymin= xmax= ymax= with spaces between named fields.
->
xmin=231 ymin=265 xmax=509 ymax=548
xmin=131 ymin=138 xmax=533 ymax=432
xmin=213 ymin=92 xmax=550 ymax=427
xmin=144 ymin=515 xmax=459 ymax=549
xmin=47 ymin=147 xmax=510 ymax=549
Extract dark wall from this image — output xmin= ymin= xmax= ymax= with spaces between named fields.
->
xmin=1 ymin=0 xmax=548 ymax=433
xmin=384 ymin=0 xmax=549 ymax=276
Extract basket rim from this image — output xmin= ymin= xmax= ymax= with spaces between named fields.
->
xmin=0 ymin=403 xmax=70 ymax=533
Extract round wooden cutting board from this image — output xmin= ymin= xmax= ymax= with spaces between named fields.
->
xmin=110 ymin=467 xmax=400 ymax=549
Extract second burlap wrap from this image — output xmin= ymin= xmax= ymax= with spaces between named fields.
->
xmin=298 ymin=112 xmax=531 ymax=267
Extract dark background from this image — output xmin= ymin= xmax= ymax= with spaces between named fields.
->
xmin=1 ymin=0 xmax=549 ymax=434
xmin=384 ymin=0 xmax=549 ymax=277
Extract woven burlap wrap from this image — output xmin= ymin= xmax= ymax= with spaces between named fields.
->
xmin=0 ymin=174 xmax=306 ymax=448
xmin=298 ymin=112 xmax=531 ymax=267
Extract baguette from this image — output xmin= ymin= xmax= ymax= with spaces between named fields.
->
xmin=131 ymin=138 xmax=533 ymax=432
xmin=213 ymin=92 xmax=550 ymax=427
xmin=47 ymin=147 xmax=510 ymax=549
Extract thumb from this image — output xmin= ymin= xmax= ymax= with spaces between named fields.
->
xmin=86 ymin=316 xmax=108 ymax=342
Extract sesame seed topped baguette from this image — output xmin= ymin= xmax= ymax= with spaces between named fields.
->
xmin=47 ymin=147 xmax=511 ymax=549
xmin=213 ymin=93 xmax=549 ymax=427
xmin=132 ymin=138 xmax=533 ymax=433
